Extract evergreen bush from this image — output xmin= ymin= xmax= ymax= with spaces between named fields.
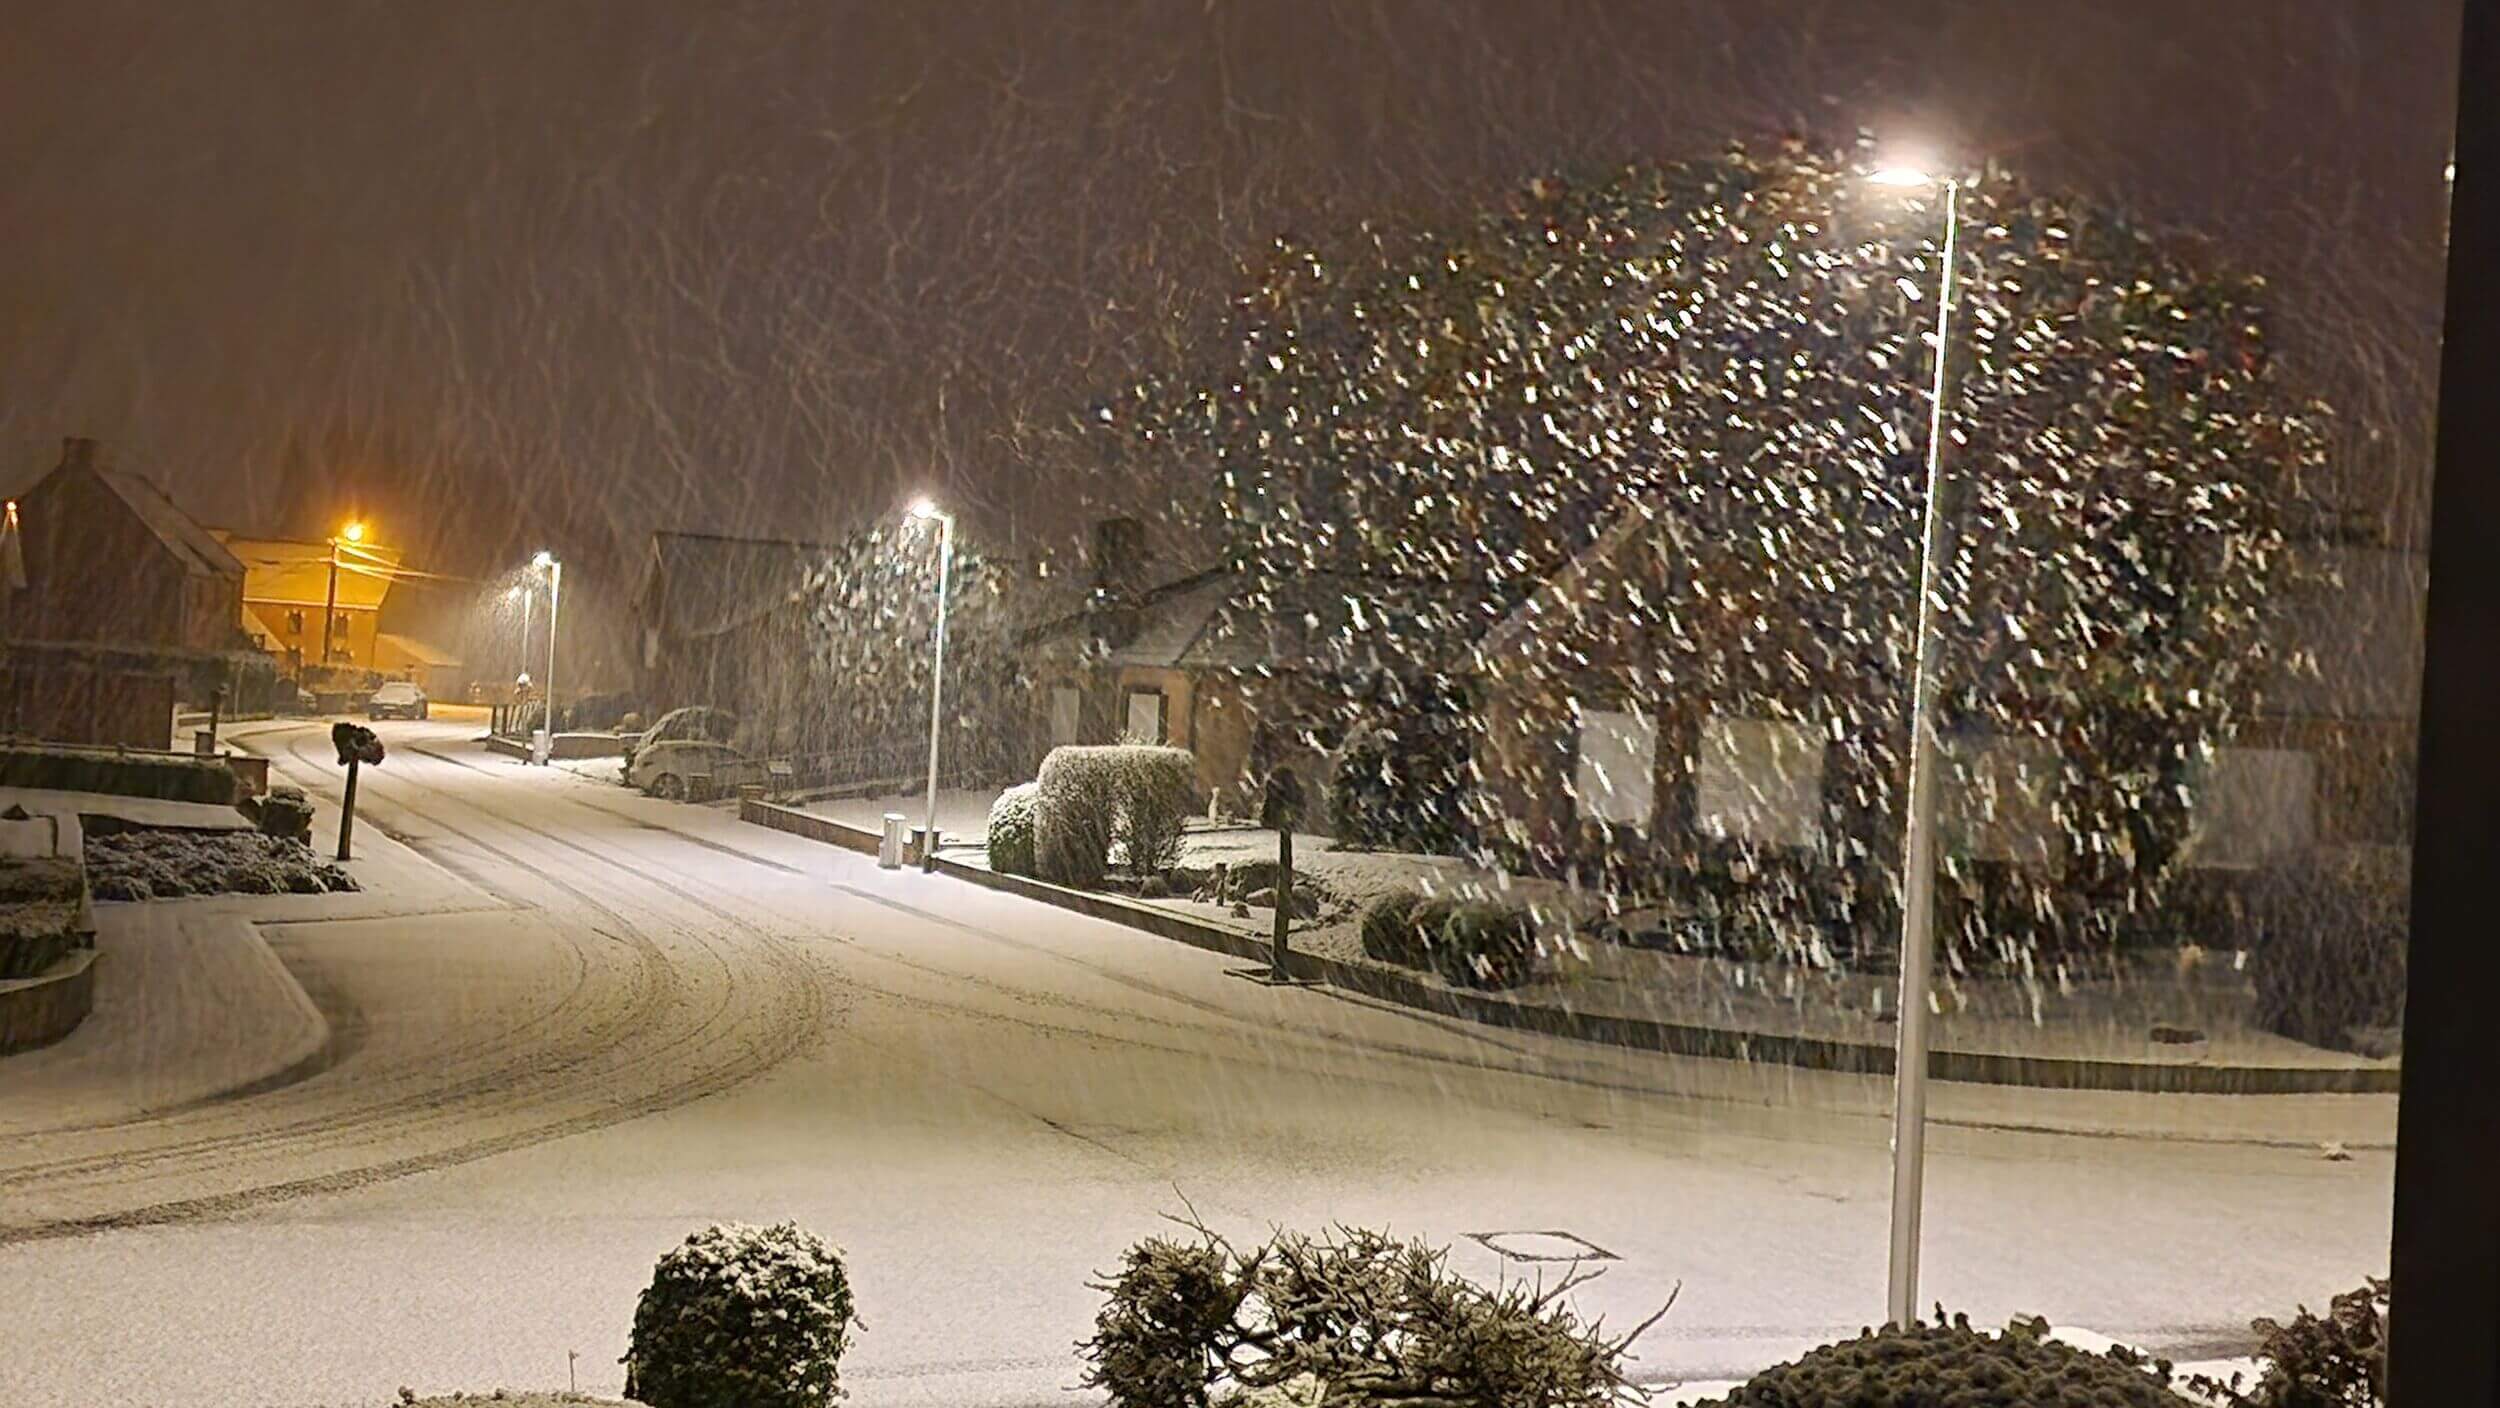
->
xmin=623 ymin=1221 xmax=857 ymax=1408
xmin=1437 ymin=900 xmax=1538 ymax=989
xmin=1358 ymin=890 xmax=1429 ymax=966
xmin=987 ymin=782 xmax=1040 ymax=876
xmin=1695 ymin=1314 xmax=2194 ymax=1407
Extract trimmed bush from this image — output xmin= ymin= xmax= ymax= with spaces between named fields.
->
xmin=1359 ymin=891 xmax=1430 ymax=966
xmin=1083 ymin=1215 xmax=1656 ymax=1408
xmin=624 ymin=1221 xmax=857 ymax=1408
xmin=1696 ymin=1314 xmax=2195 ymax=1407
xmin=2250 ymin=849 xmax=2407 ymax=1054
xmin=1036 ymin=745 xmax=1197 ymax=887
xmin=0 ymin=745 xmax=239 ymax=805
xmin=987 ymin=782 xmax=1040 ymax=876
xmin=1437 ymin=900 xmax=1537 ymax=990
xmin=1117 ymin=749 xmax=1196 ymax=874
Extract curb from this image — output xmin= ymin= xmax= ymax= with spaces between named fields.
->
xmin=0 ymin=949 xmax=99 ymax=1055
xmin=740 ymin=799 xmax=2400 ymax=1097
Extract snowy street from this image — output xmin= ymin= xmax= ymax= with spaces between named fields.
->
xmin=0 ymin=719 xmax=2393 ymax=1408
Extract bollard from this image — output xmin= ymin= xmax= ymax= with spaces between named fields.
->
xmin=337 ymin=757 xmax=361 ymax=861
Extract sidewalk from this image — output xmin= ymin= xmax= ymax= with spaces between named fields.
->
xmin=0 ymin=904 xmax=327 ymax=1134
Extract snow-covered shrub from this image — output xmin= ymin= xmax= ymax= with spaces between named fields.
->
xmin=2251 ymin=849 xmax=2407 ymax=1054
xmin=1436 ymin=900 xmax=1537 ymax=989
xmin=1036 ymin=746 xmax=1196 ymax=887
xmin=624 ymin=1221 xmax=857 ymax=1408
xmin=1036 ymin=749 xmax=1119 ymax=887
xmin=1358 ymin=891 xmax=1429 ymax=966
xmin=1114 ymin=747 xmax=1195 ymax=874
xmin=987 ymin=782 xmax=1040 ymax=876
xmin=1694 ymin=1314 xmax=2194 ymax=1406
xmin=1083 ymin=1216 xmax=1655 ymax=1408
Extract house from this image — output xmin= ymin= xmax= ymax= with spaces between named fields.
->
xmin=0 ymin=437 xmax=265 ymax=746
xmin=635 ymin=529 xmax=836 ymax=731
xmin=218 ymin=532 xmax=403 ymax=674
xmin=1018 ymin=517 xmax=1495 ymax=811
xmin=1461 ymin=492 xmax=2421 ymax=892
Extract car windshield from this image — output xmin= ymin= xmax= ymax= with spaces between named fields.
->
xmin=648 ymin=708 xmax=736 ymax=743
xmin=375 ymin=684 xmax=420 ymax=701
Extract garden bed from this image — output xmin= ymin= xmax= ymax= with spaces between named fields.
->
xmin=86 ymin=828 xmax=358 ymax=901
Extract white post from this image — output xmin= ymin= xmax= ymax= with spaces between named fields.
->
xmin=519 ymin=585 xmax=534 ymax=682
xmin=921 ymin=512 xmax=953 ymax=871
xmin=542 ymin=560 xmax=562 ymax=765
xmin=1887 ymin=177 xmax=1960 ymax=1329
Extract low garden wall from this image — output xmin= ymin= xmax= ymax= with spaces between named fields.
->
xmin=0 ymin=947 xmax=97 ymax=1054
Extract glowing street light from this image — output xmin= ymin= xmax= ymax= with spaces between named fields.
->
xmin=1867 ymin=160 xmax=1963 ymax=1330
xmin=907 ymin=498 xmax=955 ymax=871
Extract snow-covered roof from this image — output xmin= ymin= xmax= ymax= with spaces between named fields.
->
xmin=641 ymin=530 xmax=839 ymax=642
xmin=94 ymin=471 xmax=244 ymax=579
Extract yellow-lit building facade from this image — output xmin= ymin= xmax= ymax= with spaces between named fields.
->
xmin=216 ymin=533 xmax=402 ymax=676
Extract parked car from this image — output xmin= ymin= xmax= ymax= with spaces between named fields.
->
xmin=367 ymin=680 xmax=430 ymax=720
xmin=624 ymin=706 xmax=763 ymax=799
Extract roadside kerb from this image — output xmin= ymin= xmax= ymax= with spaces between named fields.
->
xmin=739 ymin=798 xmax=2399 ymax=1096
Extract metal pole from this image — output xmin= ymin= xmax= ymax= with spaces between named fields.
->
xmin=1886 ymin=177 xmax=1959 ymax=1330
xmin=321 ymin=539 xmax=340 ymax=665
xmin=543 ymin=561 xmax=562 ymax=764
xmin=520 ymin=585 xmax=533 ymax=682
xmin=921 ymin=512 xmax=953 ymax=871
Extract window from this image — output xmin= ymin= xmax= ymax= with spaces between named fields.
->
xmin=1050 ymin=686 xmax=1082 ymax=746
xmin=287 ymin=609 xmax=304 ymax=634
xmin=334 ymin=613 xmax=352 ymax=637
xmin=1695 ymin=716 xmax=1824 ymax=849
xmin=1122 ymin=688 xmax=1166 ymax=745
xmin=1572 ymin=707 xmax=1656 ymax=829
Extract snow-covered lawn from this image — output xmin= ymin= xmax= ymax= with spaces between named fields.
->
xmin=807 ymin=787 xmax=1002 ymax=843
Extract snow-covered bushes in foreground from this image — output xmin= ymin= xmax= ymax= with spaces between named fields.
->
xmin=986 ymin=782 xmax=1040 ymax=876
xmin=624 ymin=1221 xmax=856 ymax=1408
xmin=85 ymin=828 xmax=355 ymax=901
xmin=1694 ymin=1314 xmax=2195 ymax=1406
xmin=1034 ymin=745 xmax=1195 ymax=887
xmin=1081 ymin=1215 xmax=1661 ymax=1408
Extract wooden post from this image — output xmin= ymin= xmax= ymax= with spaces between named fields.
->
xmin=337 ymin=757 xmax=360 ymax=861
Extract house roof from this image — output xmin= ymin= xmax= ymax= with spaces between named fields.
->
xmin=1024 ymin=561 xmax=1500 ymax=678
xmin=640 ymin=530 xmax=841 ymax=642
xmin=217 ymin=534 xmax=402 ymax=611
xmin=375 ymin=632 xmax=462 ymax=669
xmin=95 ymin=471 xmax=244 ymax=579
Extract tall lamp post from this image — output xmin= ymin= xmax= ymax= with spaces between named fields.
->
xmin=908 ymin=498 xmax=955 ymax=871
xmin=321 ymin=520 xmax=366 ymax=665
xmin=533 ymin=550 xmax=562 ymax=765
xmin=1868 ymin=163 xmax=1962 ymax=1330
xmin=511 ymin=582 xmax=534 ymax=681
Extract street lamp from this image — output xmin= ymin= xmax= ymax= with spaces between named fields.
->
xmin=508 ymin=582 xmax=533 ymax=682
xmin=908 ymin=498 xmax=955 ymax=871
xmin=322 ymin=520 xmax=369 ymax=666
xmin=532 ymin=550 xmax=562 ymax=765
xmin=1868 ymin=163 xmax=1962 ymax=1331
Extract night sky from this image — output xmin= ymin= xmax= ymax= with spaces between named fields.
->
xmin=0 ymin=1 xmax=2460 ymax=593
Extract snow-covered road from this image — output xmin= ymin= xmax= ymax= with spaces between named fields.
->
xmin=0 ymin=720 xmax=2392 ymax=1407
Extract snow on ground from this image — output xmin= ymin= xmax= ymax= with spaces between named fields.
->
xmin=809 ymin=786 xmax=1003 ymax=842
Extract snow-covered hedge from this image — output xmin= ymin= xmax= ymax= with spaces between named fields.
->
xmin=624 ymin=1220 xmax=857 ymax=1408
xmin=0 ymin=745 xmax=239 ymax=805
xmin=1035 ymin=745 xmax=1196 ymax=887
xmin=987 ymin=782 xmax=1040 ymax=876
xmin=86 ymin=828 xmax=356 ymax=901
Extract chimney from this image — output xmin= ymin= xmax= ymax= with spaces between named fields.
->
xmin=60 ymin=437 xmax=100 ymax=472
xmin=1089 ymin=516 xmax=1149 ymax=605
